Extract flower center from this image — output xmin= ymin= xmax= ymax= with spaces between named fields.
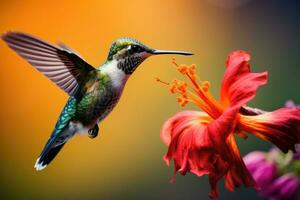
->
xmin=157 ymin=59 xmax=224 ymax=119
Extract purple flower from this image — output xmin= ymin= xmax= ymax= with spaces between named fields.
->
xmin=285 ymin=100 xmax=300 ymax=160
xmin=285 ymin=100 xmax=298 ymax=109
xmin=293 ymin=144 xmax=300 ymax=160
xmin=244 ymin=135 xmax=300 ymax=199
xmin=264 ymin=173 xmax=300 ymax=200
xmin=243 ymin=100 xmax=300 ymax=200
xmin=244 ymin=151 xmax=277 ymax=191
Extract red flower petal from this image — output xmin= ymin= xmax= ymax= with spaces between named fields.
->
xmin=161 ymin=107 xmax=256 ymax=198
xmin=239 ymin=107 xmax=300 ymax=153
xmin=161 ymin=111 xmax=210 ymax=146
xmin=161 ymin=111 xmax=214 ymax=174
xmin=220 ymin=50 xmax=268 ymax=108
xmin=224 ymin=134 xmax=257 ymax=192
xmin=208 ymin=157 xmax=229 ymax=198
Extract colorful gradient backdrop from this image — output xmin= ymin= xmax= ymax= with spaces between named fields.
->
xmin=0 ymin=0 xmax=299 ymax=199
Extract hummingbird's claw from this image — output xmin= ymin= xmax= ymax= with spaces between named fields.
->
xmin=88 ymin=124 xmax=99 ymax=139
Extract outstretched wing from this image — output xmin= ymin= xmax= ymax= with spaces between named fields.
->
xmin=2 ymin=32 xmax=95 ymax=96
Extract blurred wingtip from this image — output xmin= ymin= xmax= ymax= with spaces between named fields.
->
xmin=1 ymin=31 xmax=18 ymax=42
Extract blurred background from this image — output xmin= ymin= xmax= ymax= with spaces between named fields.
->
xmin=0 ymin=0 xmax=299 ymax=199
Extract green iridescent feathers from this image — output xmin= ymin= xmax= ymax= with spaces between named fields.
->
xmin=52 ymin=97 xmax=77 ymax=137
xmin=107 ymin=37 xmax=147 ymax=61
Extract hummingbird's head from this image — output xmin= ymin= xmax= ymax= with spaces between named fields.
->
xmin=107 ymin=37 xmax=193 ymax=74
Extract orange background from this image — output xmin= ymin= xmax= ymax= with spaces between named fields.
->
xmin=1 ymin=0 xmax=299 ymax=199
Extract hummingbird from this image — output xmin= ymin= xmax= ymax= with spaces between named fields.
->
xmin=2 ymin=32 xmax=193 ymax=171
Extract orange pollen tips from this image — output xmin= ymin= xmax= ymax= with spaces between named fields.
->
xmin=172 ymin=59 xmax=197 ymax=81
xmin=169 ymin=80 xmax=189 ymax=107
xmin=177 ymin=96 xmax=188 ymax=107
xmin=201 ymin=81 xmax=210 ymax=92
xmin=157 ymin=59 xmax=224 ymax=118
xmin=156 ymin=77 xmax=189 ymax=107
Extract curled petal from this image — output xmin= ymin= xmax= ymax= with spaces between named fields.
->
xmin=161 ymin=110 xmax=214 ymax=174
xmin=239 ymin=108 xmax=300 ymax=153
xmin=220 ymin=50 xmax=268 ymax=108
xmin=161 ymin=111 xmax=211 ymax=146
xmin=161 ymin=107 xmax=256 ymax=198
xmin=225 ymin=50 xmax=250 ymax=69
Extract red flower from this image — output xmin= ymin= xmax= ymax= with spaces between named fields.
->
xmin=159 ymin=51 xmax=300 ymax=198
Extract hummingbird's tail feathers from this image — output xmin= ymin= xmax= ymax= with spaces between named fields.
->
xmin=34 ymin=141 xmax=66 ymax=171
xmin=34 ymin=97 xmax=77 ymax=171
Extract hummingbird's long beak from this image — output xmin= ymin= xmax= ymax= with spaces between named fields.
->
xmin=151 ymin=49 xmax=193 ymax=56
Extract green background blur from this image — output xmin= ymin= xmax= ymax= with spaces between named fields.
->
xmin=0 ymin=0 xmax=299 ymax=199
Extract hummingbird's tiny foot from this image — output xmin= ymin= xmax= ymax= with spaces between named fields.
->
xmin=88 ymin=124 xmax=99 ymax=139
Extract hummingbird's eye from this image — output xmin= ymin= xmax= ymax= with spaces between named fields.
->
xmin=128 ymin=45 xmax=143 ymax=53
xmin=131 ymin=45 xmax=138 ymax=51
